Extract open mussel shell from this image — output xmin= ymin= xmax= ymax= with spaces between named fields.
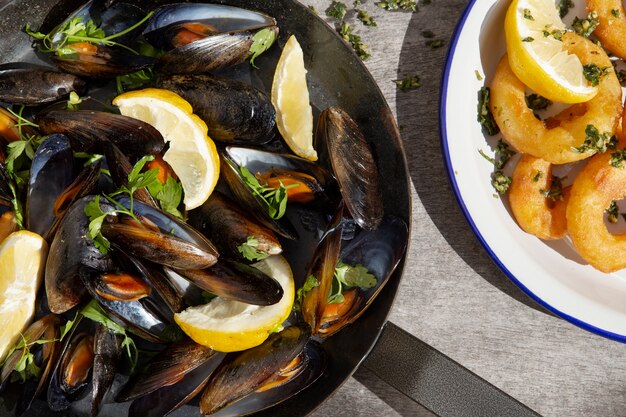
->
xmin=42 ymin=0 xmax=156 ymax=78
xmin=27 ymin=134 xmax=75 ymax=237
xmin=36 ymin=110 xmax=165 ymax=158
xmin=321 ymin=216 xmax=408 ymax=336
xmin=46 ymin=196 xmax=115 ymax=314
xmin=155 ymin=74 xmax=275 ymax=143
xmin=174 ymin=259 xmax=283 ymax=306
xmin=47 ymin=331 xmax=95 ymax=411
xmin=128 ymin=350 xmax=225 ymax=417
xmin=118 ymin=339 xmax=217 ymax=402
xmin=92 ymin=324 xmax=123 ymax=417
xmin=125 ymin=255 xmax=185 ymax=314
xmin=209 ymin=341 xmax=326 ymax=417
xmin=221 ymin=152 xmax=298 ymax=240
xmin=188 ymin=191 xmax=282 ymax=261
xmin=301 ymin=206 xmax=343 ymax=335
xmin=143 ymin=3 xmax=277 ymax=74
xmin=199 ymin=323 xmax=311 ymax=415
xmin=80 ymin=267 xmax=172 ymax=344
xmin=316 ymin=107 xmax=383 ymax=230
xmin=0 ymin=63 xmax=85 ymax=105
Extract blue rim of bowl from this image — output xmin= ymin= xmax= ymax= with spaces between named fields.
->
xmin=438 ymin=0 xmax=626 ymax=343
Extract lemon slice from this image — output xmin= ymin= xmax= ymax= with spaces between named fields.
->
xmin=505 ymin=0 xmax=597 ymax=103
xmin=0 ymin=231 xmax=47 ymax=362
xmin=113 ymin=88 xmax=220 ymax=210
xmin=174 ymin=256 xmax=295 ymax=352
xmin=271 ymin=35 xmax=317 ymax=161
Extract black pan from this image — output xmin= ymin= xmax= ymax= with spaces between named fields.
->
xmin=0 ymin=0 xmax=411 ymax=416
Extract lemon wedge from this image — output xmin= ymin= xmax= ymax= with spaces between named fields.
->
xmin=174 ymin=256 xmax=295 ymax=352
xmin=271 ymin=35 xmax=317 ymax=161
xmin=505 ymin=0 xmax=597 ymax=103
xmin=0 ymin=231 xmax=47 ymax=362
xmin=113 ymin=88 xmax=220 ymax=210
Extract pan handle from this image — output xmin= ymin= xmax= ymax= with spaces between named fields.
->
xmin=362 ymin=321 xmax=542 ymax=417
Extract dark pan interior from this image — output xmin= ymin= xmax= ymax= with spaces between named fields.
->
xmin=0 ymin=0 xmax=411 ymax=415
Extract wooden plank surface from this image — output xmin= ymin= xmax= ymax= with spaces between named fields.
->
xmin=303 ymin=1 xmax=626 ymax=416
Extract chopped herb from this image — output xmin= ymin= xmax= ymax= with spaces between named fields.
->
xmin=523 ymin=8 xmax=534 ymax=20
xmin=148 ymin=176 xmax=184 ymax=220
xmin=477 ymin=87 xmax=499 ymax=136
xmin=338 ymin=22 xmax=371 ymax=60
xmin=522 ymin=37 xmax=534 ymax=42
xmin=478 ymin=139 xmax=515 ymax=170
xmin=66 ymin=91 xmax=83 ymax=110
xmin=475 ymin=70 xmax=483 ymax=81
xmin=525 ymin=93 xmax=552 ymax=110
xmin=1 ymin=333 xmax=57 ymax=383
xmin=557 ymin=0 xmax=574 ymax=18
xmin=354 ymin=0 xmax=362 ymax=6
xmin=238 ymin=236 xmax=269 ymax=262
xmin=540 ymin=175 xmax=564 ymax=202
xmin=376 ymin=0 xmax=417 ymax=11
xmin=394 ymin=74 xmax=421 ymax=91
xmin=116 ymin=68 xmax=154 ymax=94
xmin=294 ymin=275 xmax=320 ymax=311
xmin=228 ymin=160 xmax=296 ymax=220
xmin=574 ymin=125 xmax=617 ymax=154
xmin=610 ymin=149 xmax=626 ymax=168
xmin=542 ymin=28 xmax=564 ymax=40
xmin=532 ymin=171 xmax=543 ymax=182
xmin=607 ymin=201 xmax=619 ymax=223
xmin=582 ymin=64 xmax=610 ymax=86
xmin=249 ymin=28 xmax=277 ymax=69
xmin=572 ymin=11 xmax=599 ymax=38
xmin=426 ymin=39 xmax=444 ymax=49
xmin=612 ymin=9 xmax=620 ymax=18
xmin=80 ymin=300 xmax=138 ymax=372
xmin=491 ymin=171 xmax=512 ymax=195
xmin=326 ymin=1 xmax=348 ymax=19
xmin=25 ymin=12 xmax=153 ymax=57
xmin=327 ymin=260 xmax=377 ymax=304
xmin=357 ymin=9 xmax=377 ymax=27
xmin=308 ymin=5 xmax=318 ymax=14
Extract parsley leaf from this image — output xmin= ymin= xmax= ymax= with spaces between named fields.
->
xmin=155 ymin=177 xmax=184 ymax=219
xmin=357 ymin=10 xmax=377 ymax=27
xmin=573 ymin=124 xmax=617 ymax=154
xmin=477 ymin=87 xmax=499 ymax=136
xmin=572 ymin=11 xmax=599 ymax=37
xmin=394 ymin=74 xmax=421 ymax=91
xmin=84 ymin=195 xmax=111 ymax=254
xmin=583 ymin=64 xmax=610 ymax=87
xmin=338 ymin=22 xmax=371 ymax=60
xmin=326 ymin=1 xmax=348 ymax=19
xmin=249 ymin=28 xmax=277 ymax=69
xmin=491 ymin=171 xmax=512 ymax=195
xmin=525 ymin=93 xmax=552 ymax=111
xmin=557 ymin=0 xmax=574 ymax=18
xmin=327 ymin=260 xmax=377 ymax=304
xmin=539 ymin=175 xmax=564 ymax=202
xmin=116 ymin=68 xmax=154 ymax=94
xmin=294 ymin=275 xmax=320 ymax=311
xmin=376 ymin=0 xmax=417 ymax=11
xmin=238 ymin=236 xmax=269 ymax=262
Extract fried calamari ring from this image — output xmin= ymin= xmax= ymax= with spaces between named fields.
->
xmin=490 ymin=32 xmax=622 ymax=165
xmin=509 ymin=155 xmax=569 ymax=240
xmin=567 ymin=139 xmax=626 ymax=273
xmin=587 ymin=0 xmax=626 ymax=61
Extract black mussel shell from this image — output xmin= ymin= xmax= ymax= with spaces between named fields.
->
xmin=316 ymin=107 xmax=383 ymax=230
xmin=92 ymin=324 xmax=123 ymax=417
xmin=200 ymin=323 xmax=311 ymax=415
xmin=36 ymin=110 xmax=165 ymax=158
xmin=0 ymin=63 xmax=86 ymax=105
xmin=188 ymin=191 xmax=282 ymax=261
xmin=155 ymin=74 xmax=275 ymax=143
xmin=174 ymin=259 xmax=283 ymax=306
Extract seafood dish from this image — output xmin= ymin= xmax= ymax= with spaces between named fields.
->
xmin=0 ymin=1 xmax=409 ymax=416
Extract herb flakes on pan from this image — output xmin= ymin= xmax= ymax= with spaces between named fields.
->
xmin=477 ymin=87 xmax=500 ymax=136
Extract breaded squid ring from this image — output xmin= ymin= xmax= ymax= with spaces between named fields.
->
xmin=587 ymin=0 xmax=626 ymax=61
xmin=490 ymin=32 xmax=622 ymax=165
xmin=567 ymin=137 xmax=626 ymax=273
xmin=509 ymin=154 xmax=569 ymax=240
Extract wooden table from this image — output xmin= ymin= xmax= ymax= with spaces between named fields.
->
xmin=304 ymin=1 xmax=626 ymax=416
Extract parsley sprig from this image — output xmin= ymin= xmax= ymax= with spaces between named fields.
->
xmin=237 ymin=236 xmax=269 ymax=262
xmin=228 ymin=160 xmax=297 ymax=220
xmin=327 ymin=260 xmax=376 ymax=304
xmin=1 ymin=333 xmax=57 ymax=383
xmin=249 ymin=28 xmax=277 ymax=69
xmin=25 ymin=12 xmax=154 ymax=57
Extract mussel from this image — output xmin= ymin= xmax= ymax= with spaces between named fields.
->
xmin=188 ymin=191 xmax=282 ymax=261
xmin=155 ymin=74 xmax=276 ymax=143
xmin=199 ymin=323 xmax=311 ymax=415
xmin=92 ymin=324 xmax=123 ymax=417
xmin=38 ymin=0 xmax=156 ymax=78
xmin=316 ymin=107 xmax=384 ymax=230
xmin=45 ymin=196 xmax=115 ymax=314
xmin=302 ymin=213 xmax=408 ymax=337
xmin=36 ymin=110 xmax=165 ymax=157
xmin=0 ymin=63 xmax=86 ymax=105
xmin=143 ymin=4 xmax=278 ymax=74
